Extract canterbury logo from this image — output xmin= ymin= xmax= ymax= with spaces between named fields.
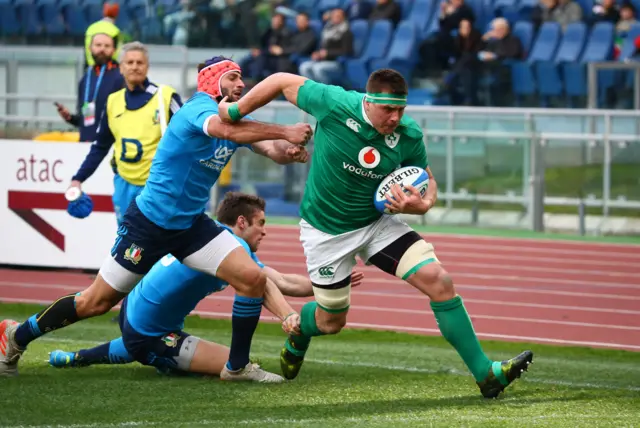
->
xmin=318 ymin=266 xmax=334 ymax=277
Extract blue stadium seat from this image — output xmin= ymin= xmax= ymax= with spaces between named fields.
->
xmin=344 ymin=19 xmax=393 ymax=90
xmin=0 ymin=3 xmax=21 ymax=36
xmin=397 ymin=0 xmax=414 ymax=20
xmin=140 ymin=17 xmax=164 ymax=42
xmin=14 ymin=0 xmax=41 ymax=36
xmin=563 ymin=22 xmax=615 ymax=98
xmin=82 ymin=0 xmax=103 ymax=25
xmin=406 ymin=0 xmax=433 ymax=37
xmin=349 ymin=19 xmax=370 ymax=58
xmin=39 ymin=0 xmax=67 ymax=36
xmin=315 ymin=0 xmax=342 ymax=19
xmin=61 ymin=2 xmax=89 ymax=37
xmin=367 ymin=20 xmax=417 ymax=81
xmin=510 ymin=22 xmax=562 ymax=100
xmin=535 ymin=22 xmax=587 ymax=100
xmin=127 ymin=0 xmax=148 ymax=22
xmin=512 ymin=21 xmax=534 ymax=55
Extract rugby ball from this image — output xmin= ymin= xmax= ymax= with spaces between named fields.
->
xmin=374 ymin=166 xmax=429 ymax=214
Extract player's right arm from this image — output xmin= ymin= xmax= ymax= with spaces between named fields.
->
xmin=69 ymin=110 xmax=115 ymax=190
xmin=220 ymin=73 xmax=341 ymax=123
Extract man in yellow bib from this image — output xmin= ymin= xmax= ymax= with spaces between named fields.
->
xmin=69 ymin=41 xmax=183 ymax=225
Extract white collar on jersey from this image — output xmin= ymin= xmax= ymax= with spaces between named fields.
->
xmin=361 ymin=98 xmax=374 ymax=127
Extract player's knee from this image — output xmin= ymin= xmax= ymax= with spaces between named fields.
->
xmin=235 ymin=268 xmax=267 ymax=298
xmin=317 ymin=312 xmax=347 ymax=335
xmin=413 ymin=264 xmax=456 ymax=302
xmin=74 ymin=292 xmax=116 ymax=318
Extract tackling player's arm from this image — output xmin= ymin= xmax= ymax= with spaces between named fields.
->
xmin=263 ymin=266 xmax=313 ymax=297
xmin=250 ymin=140 xmax=309 ymax=164
xmin=205 ymin=114 xmax=311 ymax=146
xmin=70 ymin=111 xmax=115 ymax=189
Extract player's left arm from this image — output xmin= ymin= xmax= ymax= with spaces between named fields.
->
xmin=250 ymin=140 xmax=309 ymax=165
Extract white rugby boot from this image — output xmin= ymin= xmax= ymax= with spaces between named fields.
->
xmin=0 ymin=320 xmax=25 ymax=377
xmin=220 ymin=362 xmax=285 ymax=383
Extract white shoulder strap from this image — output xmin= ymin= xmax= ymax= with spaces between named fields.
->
xmin=157 ymin=84 xmax=167 ymax=136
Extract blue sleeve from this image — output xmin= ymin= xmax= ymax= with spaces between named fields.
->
xmin=187 ymin=96 xmax=220 ymax=137
xmin=71 ymin=110 xmax=115 ymax=182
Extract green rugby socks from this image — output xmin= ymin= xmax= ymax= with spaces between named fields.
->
xmin=285 ymin=301 xmax=324 ymax=357
xmin=431 ymin=295 xmax=492 ymax=382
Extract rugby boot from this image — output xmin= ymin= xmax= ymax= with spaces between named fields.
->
xmin=220 ymin=362 xmax=284 ymax=383
xmin=0 ymin=320 xmax=25 ymax=377
xmin=280 ymin=336 xmax=306 ymax=380
xmin=477 ymin=350 xmax=534 ymax=399
xmin=48 ymin=350 xmax=77 ymax=368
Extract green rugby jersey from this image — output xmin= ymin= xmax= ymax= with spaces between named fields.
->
xmin=296 ymin=80 xmax=429 ymax=235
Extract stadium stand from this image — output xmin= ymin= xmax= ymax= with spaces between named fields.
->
xmin=1 ymin=0 xmax=638 ymax=106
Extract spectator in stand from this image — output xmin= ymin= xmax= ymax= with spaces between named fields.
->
xmin=298 ymin=8 xmax=353 ymax=84
xmin=477 ymin=17 xmax=523 ymax=62
xmin=444 ymin=19 xmax=484 ymax=105
xmin=163 ymin=0 xmax=196 ymax=46
xmin=369 ymin=0 xmax=402 ymax=27
xmin=531 ymin=0 xmax=556 ymax=31
xmin=548 ymin=0 xmax=583 ymax=30
xmin=56 ymin=34 xmax=125 ymax=142
xmin=278 ymin=13 xmax=318 ymax=73
xmin=617 ymin=3 xmax=637 ymax=33
xmin=346 ymin=0 xmax=373 ymax=20
xmin=475 ymin=18 xmax=523 ymax=105
xmin=240 ymin=13 xmax=291 ymax=82
xmin=418 ymin=0 xmax=476 ymax=74
xmin=84 ymin=2 xmax=121 ymax=68
xmin=592 ymin=0 xmax=620 ymax=24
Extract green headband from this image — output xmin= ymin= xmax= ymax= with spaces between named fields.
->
xmin=365 ymin=92 xmax=407 ymax=106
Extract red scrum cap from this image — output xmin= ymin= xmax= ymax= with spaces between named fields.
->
xmin=197 ymin=57 xmax=242 ymax=99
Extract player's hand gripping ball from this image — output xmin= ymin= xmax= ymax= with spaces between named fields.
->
xmin=65 ymin=187 xmax=94 ymax=219
xmin=374 ymin=166 xmax=429 ymax=214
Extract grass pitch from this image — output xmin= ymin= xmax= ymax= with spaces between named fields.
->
xmin=1 ymin=303 xmax=639 ymax=428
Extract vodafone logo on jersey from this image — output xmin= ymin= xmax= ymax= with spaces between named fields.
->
xmin=358 ymin=146 xmax=381 ymax=169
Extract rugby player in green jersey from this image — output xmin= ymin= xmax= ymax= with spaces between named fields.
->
xmin=217 ymin=69 xmax=533 ymax=398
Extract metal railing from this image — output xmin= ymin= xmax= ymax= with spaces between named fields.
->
xmin=3 ymin=98 xmax=640 ymax=234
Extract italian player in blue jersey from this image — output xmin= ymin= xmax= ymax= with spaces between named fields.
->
xmin=0 ymin=57 xmax=313 ymax=382
xmin=47 ymin=193 xmax=363 ymax=381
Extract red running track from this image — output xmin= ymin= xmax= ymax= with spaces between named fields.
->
xmin=1 ymin=225 xmax=639 ymax=352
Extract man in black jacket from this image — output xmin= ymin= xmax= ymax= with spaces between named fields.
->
xmin=298 ymin=8 xmax=353 ymax=84
xmin=274 ymin=12 xmax=318 ymax=74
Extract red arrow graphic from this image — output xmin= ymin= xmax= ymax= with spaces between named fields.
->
xmin=7 ymin=191 xmax=114 ymax=252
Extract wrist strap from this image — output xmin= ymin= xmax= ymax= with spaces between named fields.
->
xmin=228 ymin=103 xmax=243 ymax=122
xmin=283 ymin=311 xmax=297 ymax=322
